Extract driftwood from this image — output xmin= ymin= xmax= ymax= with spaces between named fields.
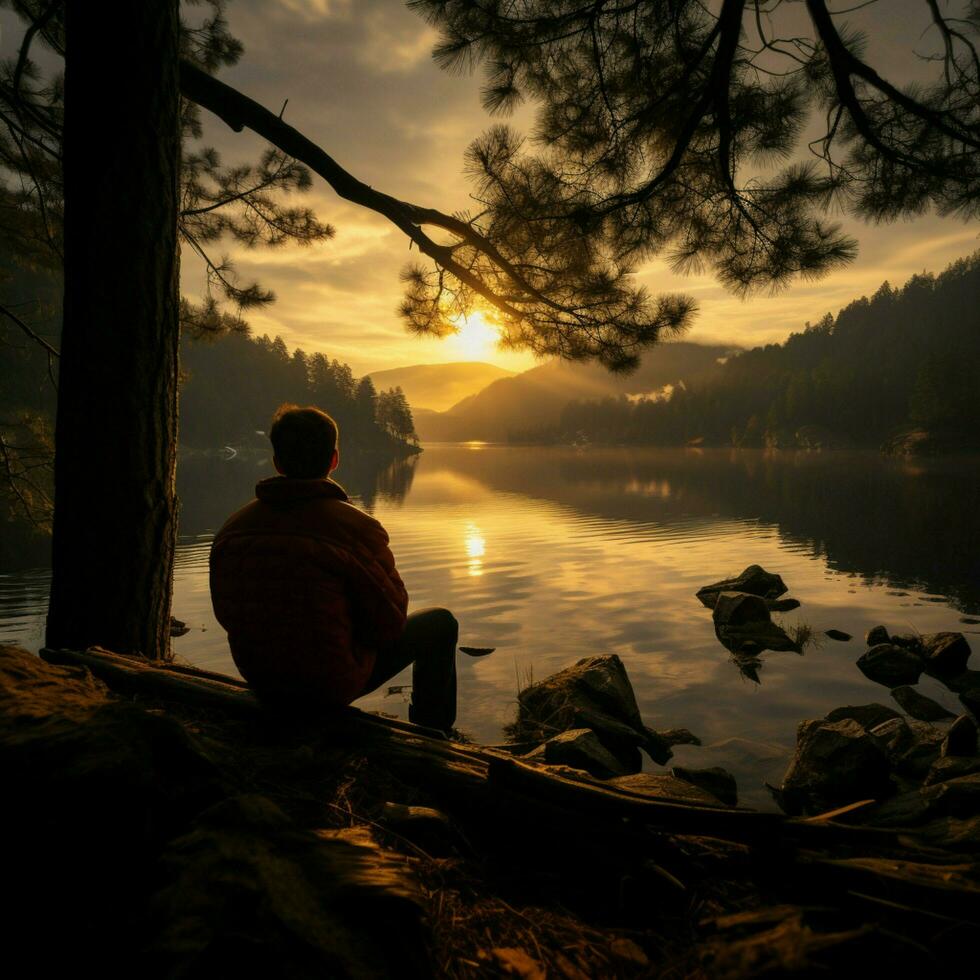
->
xmin=38 ymin=645 xmax=980 ymax=950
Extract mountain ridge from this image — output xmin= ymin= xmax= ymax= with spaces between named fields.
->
xmin=413 ymin=342 xmax=738 ymax=443
xmin=367 ymin=361 xmax=515 ymax=413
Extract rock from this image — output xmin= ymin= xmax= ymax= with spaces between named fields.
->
xmin=942 ymin=714 xmax=978 ymax=757
xmin=670 ymin=766 xmax=738 ymax=806
xmin=921 ymin=631 xmax=972 ymax=675
xmin=961 ymin=687 xmax=980 ymax=719
xmin=779 ymin=718 xmax=892 ymax=816
xmin=533 ymin=728 xmax=635 ymax=778
xmin=652 ymin=727 xmax=702 ymax=747
xmin=867 ymin=771 xmax=980 ymax=827
xmin=824 ymin=703 xmax=902 ymax=731
xmin=149 ymin=797 xmax=430 ymax=977
xmin=712 ymin=591 xmax=771 ymax=628
xmin=889 ymin=633 xmax=923 ymax=651
xmin=856 ymin=643 xmax=923 ymax=687
xmin=696 ymin=565 xmax=788 ymax=608
xmin=824 ymin=629 xmax=851 ymax=642
xmin=641 ymin=726 xmax=702 ymax=766
xmin=169 ymin=616 xmax=190 ymax=637
xmin=865 ymin=625 xmax=890 ymax=646
xmin=713 ymin=593 xmax=799 ymax=655
xmin=870 ymin=716 xmax=945 ymax=779
xmin=923 ymin=755 xmax=980 ymax=787
xmin=766 ymin=597 xmax=801 ymax=612
xmin=606 ymin=772 xmax=731 ymax=807
xmin=890 ymin=685 xmax=956 ymax=722
xmin=942 ymin=668 xmax=980 ymax=695
xmin=381 ymin=802 xmax=463 ymax=856
xmin=512 ymin=654 xmax=668 ymax=766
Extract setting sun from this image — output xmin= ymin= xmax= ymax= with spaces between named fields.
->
xmin=451 ymin=311 xmax=501 ymax=361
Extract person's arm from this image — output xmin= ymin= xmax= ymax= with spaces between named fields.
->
xmin=347 ymin=518 xmax=408 ymax=650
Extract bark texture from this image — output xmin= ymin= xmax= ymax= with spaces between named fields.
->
xmin=48 ymin=0 xmax=181 ymax=659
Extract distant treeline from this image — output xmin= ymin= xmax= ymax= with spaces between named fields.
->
xmin=180 ymin=330 xmax=419 ymax=453
xmin=526 ymin=253 xmax=980 ymax=450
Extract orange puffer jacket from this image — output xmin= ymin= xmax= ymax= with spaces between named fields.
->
xmin=209 ymin=477 xmax=408 ymax=706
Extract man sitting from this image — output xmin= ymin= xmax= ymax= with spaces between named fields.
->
xmin=209 ymin=403 xmax=458 ymax=731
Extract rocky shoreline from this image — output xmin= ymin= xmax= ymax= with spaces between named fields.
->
xmin=2 ymin=564 xmax=978 ymax=976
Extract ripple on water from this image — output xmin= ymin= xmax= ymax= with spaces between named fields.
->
xmin=2 ymin=446 xmax=978 ymax=812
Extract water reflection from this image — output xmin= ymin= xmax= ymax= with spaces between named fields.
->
xmin=175 ymin=448 xmax=420 ymax=531
xmin=464 ymin=523 xmax=486 ymax=577
xmin=2 ymin=445 xmax=978 ymax=811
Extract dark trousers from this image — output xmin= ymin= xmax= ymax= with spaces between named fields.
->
xmin=362 ymin=607 xmax=458 ymax=731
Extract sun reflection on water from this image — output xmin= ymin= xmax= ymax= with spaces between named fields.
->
xmin=464 ymin=522 xmax=486 ymax=577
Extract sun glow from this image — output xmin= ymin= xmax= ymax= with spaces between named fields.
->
xmin=451 ymin=310 xmax=501 ymax=361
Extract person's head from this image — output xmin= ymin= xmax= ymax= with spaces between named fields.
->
xmin=269 ymin=404 xmax=339 ymax=479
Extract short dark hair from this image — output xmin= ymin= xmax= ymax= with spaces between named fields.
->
xmin=269 ymin=404 xmax=338 ymax=478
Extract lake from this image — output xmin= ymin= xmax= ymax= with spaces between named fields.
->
xmin=3 ymin=445 xmax=979 ymax=809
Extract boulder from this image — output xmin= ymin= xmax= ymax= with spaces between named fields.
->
xmin=890 ymin=633 xmax=923 ymax=651
xmin=527 ymin=728 xmax=635 ymax=779
xmin=670 ymin=766 xmax=738 ymax=807
xmin=824 ymin=703 xmax=902 ymax=731
xmin=696 ymin=565 xmax=788 ymax=608
xmin=870 ymin=716 xmax=945 ymax=779
xmin=872 ymin=775 xmax=980 ymax=827
xmin=712 ymin=591 xmax=771 ymax=628
xmin=779 ymin=718 xmax=892 ymax=816
xmin=890 ymin=686 xmax=956 ymax=722
xmin=943 ymin=668 xmax=980 ymax=695
xmin=712 ymin=592 xmax=799 ymax=656
xmin=512 ymin=655 xmax=671 ymax=766
xmin=865 ymin=625 xmax=890 ymax=646
xmin=921 ymin=632 xmax=972 ymax=676
xmin=824 ymin=629 xmax=851 ymax=642
xmin=857 ymin=643 xmax=924 ymax=687
xmin=924 ymin=755 xmax=980 ymax=787
xmin=961 ymin=686 xmax=980 ymax=719
xmin=942 ymin=714 xmax=978 ymax=757
xmin=766 ymin=598 xmax=801 ymax=612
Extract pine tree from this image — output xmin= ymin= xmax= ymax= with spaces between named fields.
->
xmin=0 ymin=2 xmax=331 ymax=658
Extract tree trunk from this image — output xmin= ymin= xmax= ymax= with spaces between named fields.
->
xmin=47 ymin=0 xmax=181 ymax=659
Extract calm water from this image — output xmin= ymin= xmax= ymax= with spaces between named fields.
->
xmin=3 ymin=445 xmax=979 ymax=809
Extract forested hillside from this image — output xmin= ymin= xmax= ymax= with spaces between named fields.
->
xmin=414 ymin=342 xmax=735 ymax=442
xmin=0 ymin=302 xmax=417 ymax=568
xmin=180 ymin=331 xmax=418 ymax=453
xmin=544 ymin=254 xmax=980 ymax=450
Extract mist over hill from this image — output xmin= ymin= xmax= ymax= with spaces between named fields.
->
xmin=413 ymin=342 xmax=737 ymax=443
xmin=366 ymin=362 xmax=515 ymax=413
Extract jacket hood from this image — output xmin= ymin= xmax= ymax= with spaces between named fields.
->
xmin=255 ymin=476 xmax=349 ymax=503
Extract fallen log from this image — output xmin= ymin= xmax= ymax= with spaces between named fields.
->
xmin=38 ymin=646 xmax=974 ymax=853
xmin=26 ymin=644 xmax=980 ymax=948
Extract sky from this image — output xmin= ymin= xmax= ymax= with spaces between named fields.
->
xmin=178 ymin=0 xmax=980 ymax=376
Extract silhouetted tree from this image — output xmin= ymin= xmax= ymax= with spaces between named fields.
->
xmin=6 ymin=0 xmax=979 ymax=656
xmin=0 ymin=1 xmax=330 ymax=657
xmin=377 ymin=386 xmax=418 ymax=443
xmin=180 ymin=329 xmax=416 ymax=454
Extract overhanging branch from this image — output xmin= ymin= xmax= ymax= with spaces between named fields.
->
xmin=179 ymin=59 xmax=544 ymax=321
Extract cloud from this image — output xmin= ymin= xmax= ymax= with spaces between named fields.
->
xmin=179 ymin=0 xmax=980 ymax=374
